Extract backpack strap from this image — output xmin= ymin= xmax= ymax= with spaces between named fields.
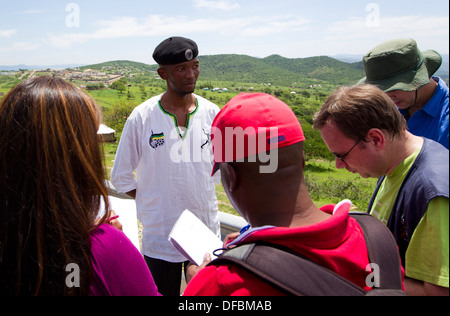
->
xmin=211 ymin=213 xmax=405 ymax=296
xmin=211 ymin=242 xmax=367 ymax=296
xmin=349 ymin=212 xmax=404 ymax=290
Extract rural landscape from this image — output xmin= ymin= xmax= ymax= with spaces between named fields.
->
xmin=1 ymin=54 xmax=449 ymax=214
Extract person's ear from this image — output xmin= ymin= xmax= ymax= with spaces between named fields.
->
xmin=222 ymin=163 xmax=238 ymax=193
xmin=157 ymin=67 xmax=167 ymax=80
xmin=367 ymin=128 xmax=385 ymax=149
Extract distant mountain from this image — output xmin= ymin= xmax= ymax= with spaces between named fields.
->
xmin=436 ymin=54 xmax=449 ymax=79
xmin=332 ymin=53 xmax=449 ymax=80
xmin=69 ymin=55 xmax=366 ymax=86
xmin=5 ymin=52 xmax=446 ymax=84
xmin=197 ymin=54 xmax=364 ymax=86
xmin=331 ymin=54 xmax=364 ymax=63
xmin=262 ymin=54 xmax=364 ymax=84
xmin=197 ymin=54 xmax=313 ymax=86
xmin=79 ymin=60 xmax=155 ymax=71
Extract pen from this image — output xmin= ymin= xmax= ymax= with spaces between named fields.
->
xmin=240 ymin=225 xmax=250 ymax=234
xmin=107 ymin=215 xmax=120 ymax=222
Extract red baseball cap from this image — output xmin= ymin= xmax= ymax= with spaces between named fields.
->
xmin=211 ymin=93 xmax=305 ymax=175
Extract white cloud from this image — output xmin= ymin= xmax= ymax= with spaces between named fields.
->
xmin=242 ymin=16 xmax=310 ymax=36
xmin=193 ymin=0 xmax=240 ymax=11
xmin=22 ymin=9 xmax=46 ymax=14
xmin=283 ymin=14 xmax=449 ymax=59
xmin=324 ymin=15 xmax=449 ymax=53
xmin=0 ymin=42 xmax=40 ymax=53
xmin=0 ymin=29 xmax=17 ymax=38
xmin=328 ymin=15 xmax=447 ymax=37
xmin=47 ymin=15 xmax=269 ymax=48
xmin=48 ymin=14 xmax=312 ymax=49
xmin=46 ymin=11 xmax=449 ymax=59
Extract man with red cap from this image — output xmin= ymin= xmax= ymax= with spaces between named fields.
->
xmin=183 ymin=93 xmax=405 ymax=296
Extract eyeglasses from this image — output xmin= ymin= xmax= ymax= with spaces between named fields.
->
xmin=334 ymin=139 xmax=362 ymax=163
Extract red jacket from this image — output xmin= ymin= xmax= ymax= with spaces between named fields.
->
xmin=184 ymin=201 xmax=397 ymax=296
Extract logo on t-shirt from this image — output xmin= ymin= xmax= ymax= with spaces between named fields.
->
xmin=201 ymin=128 xmax=211 ymax=149
xmin=150 ymin=131 xmax=165 ymax=149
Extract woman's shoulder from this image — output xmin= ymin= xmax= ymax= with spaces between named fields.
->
xmin=90 ymin=224 xmax=160 ymax=296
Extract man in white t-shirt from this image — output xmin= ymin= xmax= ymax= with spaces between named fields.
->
xmin=111 ymin=37 xmax=221 ymax=296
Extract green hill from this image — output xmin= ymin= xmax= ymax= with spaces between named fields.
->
xmin=197 ymin=54 xmax=312 ymax=86
xmin=79 ymin=60 xmax=156 ymax=72
xmin=78 ymin=54 xmax=365 ymax=87
xmin=262 ymin=54 xmax=364 ymax=85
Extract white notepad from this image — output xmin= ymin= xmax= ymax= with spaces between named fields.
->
xmin=169 ymin=210 xmax=223 ymax=266
xmin=98 ymin=196 xmax=140 ymax=250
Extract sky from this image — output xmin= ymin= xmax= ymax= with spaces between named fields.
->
xmin=0 ymin=0 xmax=449 ymax=66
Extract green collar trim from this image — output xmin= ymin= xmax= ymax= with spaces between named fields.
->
xmin=159 ymin=98 xmax=199 ymax=140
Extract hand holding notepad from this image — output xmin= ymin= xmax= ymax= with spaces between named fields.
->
xmin=169 ymin=210 xmax=223 ymax=266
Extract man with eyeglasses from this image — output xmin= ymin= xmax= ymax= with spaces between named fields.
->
xmin=313 ymin=84 xmax=449 ymax=296
xmin=333 ymin=139 xmax=363 ymax=164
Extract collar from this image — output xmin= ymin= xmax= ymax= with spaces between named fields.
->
xmin=228 ymin=200 xmax=353 ymax=248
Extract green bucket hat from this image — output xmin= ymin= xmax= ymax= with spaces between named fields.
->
xmin=358 ymin=38 xmax=442 ymax=92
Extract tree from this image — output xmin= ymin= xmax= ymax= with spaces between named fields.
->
xmin=104 ymin=100 xmax=138 ymax=133
xmin=139 ymin=85 xmax=148 ymax=101
xmin=111 ymin=81 xmax=126 ymax=97
xmin=127 ymin=89 xmax=134 ymax=100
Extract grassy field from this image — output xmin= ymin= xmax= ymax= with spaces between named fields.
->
xmin=304 ymin=159 xmax=377 ymax=211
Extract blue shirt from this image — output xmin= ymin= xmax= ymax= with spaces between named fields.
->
xmin=400 ymin=77 xmax=449 ymax=149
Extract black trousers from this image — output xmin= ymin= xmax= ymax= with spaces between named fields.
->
xmin=144 ymin=256 xmax=189 ymax=296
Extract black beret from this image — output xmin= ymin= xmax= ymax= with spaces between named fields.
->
xmin=153 ymin=37 xmax=199 ymax=65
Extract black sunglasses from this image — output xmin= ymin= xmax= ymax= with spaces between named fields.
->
xmin=334 ymin=139 xmax=362 ymax=163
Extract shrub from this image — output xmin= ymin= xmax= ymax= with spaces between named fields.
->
xmin=305 ymin=174 xmax=375 ymax=211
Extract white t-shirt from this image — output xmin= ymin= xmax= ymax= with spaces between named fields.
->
xmin=111 ymin=94 xmax=221 ymax=262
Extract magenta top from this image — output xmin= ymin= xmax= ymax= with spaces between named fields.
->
xmin=89 ymin=224 xmax=160 ymax=296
